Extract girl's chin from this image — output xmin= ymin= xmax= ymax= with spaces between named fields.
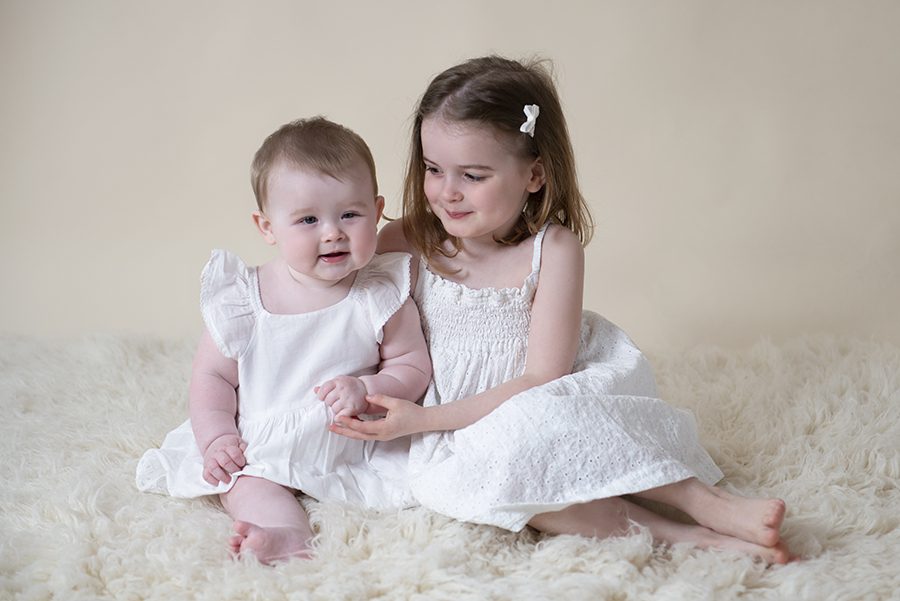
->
xmin=439 ymin=217 xmax=476 ymax=235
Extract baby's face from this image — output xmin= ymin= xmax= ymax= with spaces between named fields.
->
xmin=260 ymin=161 xmax=383 ymax=288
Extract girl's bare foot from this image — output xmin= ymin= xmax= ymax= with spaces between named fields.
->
xmin=636 ymin=479 xmax=787 ymax=547
xmin=229 ymin=520 xmax=313 ymax=564
xmin=531 ymin=496 xmax=792 ymax=566
xmin=688 ymin=524 xmax=792 ymax=565
xmin=695 ymin=488 xmax=786 ymax=548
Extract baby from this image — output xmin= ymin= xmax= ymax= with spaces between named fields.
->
xmin=136 ymin=117 xmax=431 ymax=563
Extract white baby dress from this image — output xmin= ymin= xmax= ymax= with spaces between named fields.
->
xmin=135 ymin=250 xmax=415 ymax=510
xmin=408 ymin=224 xmax=724 ymax=531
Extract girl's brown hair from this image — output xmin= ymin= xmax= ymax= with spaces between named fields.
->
xmin=402 ymin=56 xmax=593 ymax=262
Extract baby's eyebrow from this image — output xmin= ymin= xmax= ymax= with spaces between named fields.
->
xmin=288 ymin=208 xmax=316 ymax=216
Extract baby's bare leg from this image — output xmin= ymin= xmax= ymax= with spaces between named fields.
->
xmin=529 ymin=497 xmax=790 ymax=565
xmin=220 ymin=475 xmax=314 ymax=564
xmin=632 ymin=478 xmax=786 ymax=548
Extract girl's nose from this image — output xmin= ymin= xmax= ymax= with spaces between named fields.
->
xmin=441 ymin=178 xmax=463 ymax=203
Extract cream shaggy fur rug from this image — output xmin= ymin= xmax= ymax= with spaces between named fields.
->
xmin=1 ymin=334 xmax=898 ymax=600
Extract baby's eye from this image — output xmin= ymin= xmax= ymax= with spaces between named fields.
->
xmin=341 ymin=211 xmax=360 ymax=219
xmin=297 ymin=216 xmax=318 ymax=225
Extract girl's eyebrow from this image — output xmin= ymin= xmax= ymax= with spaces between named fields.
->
xmin=424 ymin=156 xmax=493 ymax=171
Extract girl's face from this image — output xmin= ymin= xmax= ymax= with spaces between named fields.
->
xmin=254 ymin=161 xmax=383 ymax=288
xmin=420 ymin=118 xmax=544 ymax=244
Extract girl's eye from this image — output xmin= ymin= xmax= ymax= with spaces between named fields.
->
xmin=424 ymin=165 xmax=440 ymax=175
xmin=298 ymin=216 xmax=317 ymax=225
xmin=464 ymin=173 xmax=485 ymax=183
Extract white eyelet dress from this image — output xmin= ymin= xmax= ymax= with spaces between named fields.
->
xmin=408 ymin=225 xmax=724 ymax=531
xmin=135 ymin=250 xmax=415 ymax=510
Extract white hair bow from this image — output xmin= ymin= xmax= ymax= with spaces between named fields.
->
xmin=520 ymin=104 xmax=540 ymax=137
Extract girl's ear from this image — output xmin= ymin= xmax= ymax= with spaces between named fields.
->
xmin=526 ymin=157 xmax=546 ymax=193
xmin=252 ymin=211 xmax=277 ymax=245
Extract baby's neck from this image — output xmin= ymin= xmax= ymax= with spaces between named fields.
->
xmin=256 ymin=259 xmax=356 ymax=315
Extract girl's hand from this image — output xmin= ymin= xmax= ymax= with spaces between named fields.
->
xmin=329 ymin=394 xmax=428 ymax=441
xmin=315 ymin=376 xmax=369 ymax=418
xmin=202 ymin=434 xmax=247 ymax=485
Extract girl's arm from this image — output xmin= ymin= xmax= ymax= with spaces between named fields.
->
xmin=189 ymin=329 xmax=245 ymax=483
xmin=332 ymin=226 xmax=583 ymax=440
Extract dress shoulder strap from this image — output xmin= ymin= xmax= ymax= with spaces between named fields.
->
xmin=530 ymin=223 xmax=552 ymax=274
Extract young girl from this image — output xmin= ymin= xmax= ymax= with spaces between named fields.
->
xmin=331 ymin=56 xmax=792 ymax=564
xmin=136 ymin=117 xmax=431 ymax=564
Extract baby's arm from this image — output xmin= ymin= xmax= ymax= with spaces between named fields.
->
xmin=318 ymin=298 xmax=431 ymax=417
xmin=189 ymin=328 xmax=246 ymax=485
xmin=358 ymin=298 xmax=431 ymax=406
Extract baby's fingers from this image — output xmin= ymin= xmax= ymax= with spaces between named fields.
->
xmin=322 ymin=388 xmax=346 ymax=409
xmin=215 ymin=454 xmax=241 ymax=475
xmin=223 ymin=446 xmax=247 ymax=470
xmin=203 ymin=464 xmax=230 ymax=485
xmin=316 ymin=381 xmax=336 ymax=401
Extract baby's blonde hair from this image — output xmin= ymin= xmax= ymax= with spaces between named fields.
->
xmin=251 ymin=116 xmax=378 ymax=211
xmin=402 ymin=56 xmax=593 ymax=262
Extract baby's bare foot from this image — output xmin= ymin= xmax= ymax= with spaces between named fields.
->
xmin=230 ymin=520 xmax=313 ymax=564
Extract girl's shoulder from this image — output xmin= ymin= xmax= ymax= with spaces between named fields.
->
xmin=377 ymin=219 xmax=416 ymax=256
xmin=377 ymin=219 xmax=422 ymax=290
xmin=531 ymin=223 xmax=585 ymax=298
xmin=538 ymin=223 xmax=584 ymax=265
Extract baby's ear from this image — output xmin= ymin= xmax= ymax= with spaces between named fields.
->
xmin=526 ymin=157 xmax=546 ymax=193
xmin=374 ymin=195 xmax=386 ymax=222
xmin=252 ymin=211 xmax=277 ymax=245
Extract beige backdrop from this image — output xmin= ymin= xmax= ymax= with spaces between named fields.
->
xmin=2 ymin=1 xmax=898 ymax=352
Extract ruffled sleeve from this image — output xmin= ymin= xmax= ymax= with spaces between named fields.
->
xmin=352 ymin=252 xmax=412 ymax=343
xmin=199 ymin=250 xmax=258 ymax=360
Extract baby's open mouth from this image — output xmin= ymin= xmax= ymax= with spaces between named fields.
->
xmin=319 ymin=252 xmax=349 ymax=262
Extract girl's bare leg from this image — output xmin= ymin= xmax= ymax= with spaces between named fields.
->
xmin=220 ymin=475 xmax=315 ymax=564
xmin=528 ymin=497 xmax=790 ymax=565
xmin=631 ymin=478 xmax=786 ymax=548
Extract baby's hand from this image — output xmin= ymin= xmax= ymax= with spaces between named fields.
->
xmin=202 ymin=434 xmax=247 ymax=486
xmin=315 ymin=376 xmax=369 ymax=418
